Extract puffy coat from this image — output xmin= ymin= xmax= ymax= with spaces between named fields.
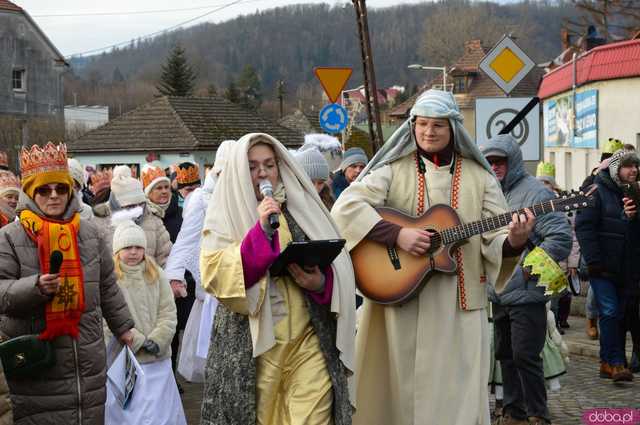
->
xmin=0 ymin=194 xmax=134 ymax=425
xmin=331 ymin=170 xmax=349 ymax=199
xmin=481 ymin=135 xmax=572 ymax=305
xmin=104 ymin=263 xmax=177 ymax=364
xmin=93 ymin=203 xmax=172 ymax=267
xmin=576 ymin=168 xmax=639 ymax=295
xmin=0 ymin=361 xmax=12 ymax=425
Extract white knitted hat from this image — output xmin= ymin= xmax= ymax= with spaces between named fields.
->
xmin=67 ymin=158 xmax=85 ymax=188
xmin=295 ymin=148 xmax=329 ymax=181
xmin=112 ymin=219 xmax=147 ymax=254
xmin=112 ymin=165 xmax=132 ymax=180
xmin=111 ymin=175 xmax=146 ymax=207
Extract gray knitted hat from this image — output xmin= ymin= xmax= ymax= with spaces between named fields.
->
xmin=112 ymin=219 xmax=147 ymax=254
xmin=295 ymin=148 xmax=329 ymax=181
xmin=340 ymin=147 xmax=368 ymax=172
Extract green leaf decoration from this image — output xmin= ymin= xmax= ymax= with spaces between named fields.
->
xmin=522 ymin=247 xmax=568 ymax=296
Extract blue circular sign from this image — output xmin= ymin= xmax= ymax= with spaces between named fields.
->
xmin=319 ymin=103 xmax=348 ymax=134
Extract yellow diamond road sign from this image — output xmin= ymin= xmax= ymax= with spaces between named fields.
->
xmin=479 ymin=36 xmax=535 ymax=95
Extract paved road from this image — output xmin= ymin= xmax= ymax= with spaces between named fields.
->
xmin=179 ymin=353 xmax=638 ymax=425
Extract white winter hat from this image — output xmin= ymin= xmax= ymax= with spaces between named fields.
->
xmin=67 ymin=158 xmax=85 ymax=189
xmin=110 ymin=175 xmax=146 ymax=207
xmin=112 ymin=219 xmax=147 ymax=254
xmin=112 ymin=165 xmax=132 ymax=180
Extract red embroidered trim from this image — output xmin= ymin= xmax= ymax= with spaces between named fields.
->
xmin=450 ymin=157 xmax=468 ymax=310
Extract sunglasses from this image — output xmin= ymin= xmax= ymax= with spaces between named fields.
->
xmin=35 ymin=184 xmax=70 ymax=197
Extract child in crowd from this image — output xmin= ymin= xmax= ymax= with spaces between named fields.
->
xmin=105 ymin=220 xmax=186 ymax=425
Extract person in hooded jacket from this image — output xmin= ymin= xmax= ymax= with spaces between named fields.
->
xmin=481 ymin=134 xmax=572 ymax=425
xmin=575 ymin=149 xmax=637 ymax=383
xmin=0 ymin=142 xmax=134 ymax=424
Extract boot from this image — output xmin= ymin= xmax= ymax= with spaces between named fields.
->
xmin=528 ymin=417 xmax=552 ymax=425
xmin=494 ymin=413 xmax=529 ymax=425
xmin=586 ymin=318 xmax=598 ymax=340
xmin=611 ymin=365 xmax=634 ymax=382
xmin=629 ymin=351 xmax=640 ymax=373
xmin=599 ymin=362 xmax=612 ymax=379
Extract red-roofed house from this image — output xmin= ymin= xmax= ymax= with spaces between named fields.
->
xmin=538 ymin=38 xmax=640 ymax=189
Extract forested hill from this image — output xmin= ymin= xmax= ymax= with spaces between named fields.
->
xmin=70 ymin=1 xmax=579 ymax=109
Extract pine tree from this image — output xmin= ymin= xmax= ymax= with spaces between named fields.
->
xmin=224 ymin=79 xmax=240 ymax=103
xmin=207 ymin=83 xmax=217 ymax=97
xmin=156 ymin=44 xmax=197 ymax=97
xmin=238 ymin=65 xmax=262 ymax=111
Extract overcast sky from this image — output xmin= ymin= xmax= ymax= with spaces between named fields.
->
xmin=17 ymin=0 xmax=428 ymax=57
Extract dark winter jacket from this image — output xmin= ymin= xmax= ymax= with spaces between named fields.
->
xmin=576 ymin=168 xmax=637 ymax=292
xmin=162 ymin=191 xmax=183 ymax=243
xmin=481 ymin=135 xmax=572 ymax=305
xmin=331 ymin=170 xmax=350 ymax=199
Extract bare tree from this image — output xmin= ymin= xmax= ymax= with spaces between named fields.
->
xmin=565 ymin=0 xmax=640 ymax=40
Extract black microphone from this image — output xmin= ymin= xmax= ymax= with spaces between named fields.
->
xmin=259 ymin=180 xmax=280 ymax=230
xmin=50 ymin=250 xmax=63 ymax=275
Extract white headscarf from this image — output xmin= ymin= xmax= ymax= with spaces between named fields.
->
xmin=358 ymin=89 xmax=491 ymax=179
xmin=201 ymin=133 xmax=356 ymax=399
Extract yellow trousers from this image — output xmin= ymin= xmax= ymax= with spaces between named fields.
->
xmin=257 ymin=325 xmax=333 ymax=425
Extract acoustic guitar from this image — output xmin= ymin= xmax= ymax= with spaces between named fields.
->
xmin=351 ymin=192 xmax=592 ymax=305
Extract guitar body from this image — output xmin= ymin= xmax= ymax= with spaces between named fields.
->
xmin=351 ymin=205 xmax=462 ymax=305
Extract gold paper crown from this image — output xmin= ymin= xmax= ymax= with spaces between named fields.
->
xmin=90 ymin=169 xmax=113 ymax=194
xmin=0 ymin=151 xmax=7 ymax=168
xmin=19 ymin=142 xmax=68 ymax=179
xmin=141 ymin=165 xmax=167 ymax=189
xmin=176 ymin=163 xmax=200 ymax=185
xmin=0 ymin=171 xmax=20 ymax=190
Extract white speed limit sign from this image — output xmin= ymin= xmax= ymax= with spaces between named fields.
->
xmin=475 ymin=97 xmax=540 ymax=161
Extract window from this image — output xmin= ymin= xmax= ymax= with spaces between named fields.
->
xmin=454 ymin=77 xmax=466 ymax=93
xmin=12 ymin=69 xmax=26 ymax=91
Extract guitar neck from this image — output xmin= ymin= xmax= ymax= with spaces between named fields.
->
xmin=440 ymin=200 xmax=556 ymax=245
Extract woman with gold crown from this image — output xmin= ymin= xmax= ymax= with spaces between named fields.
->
xmin=199 ymin=133 xmax=356 ymax=424
xmin=0 ymin=142 xmax=135 ymax=424
xmin=0 ymin=171 xmax=20 ymax=228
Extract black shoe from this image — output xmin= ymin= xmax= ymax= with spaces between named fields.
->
xmin=556 ymin=325 xmax=565 ymax=335
xmin=177 ymin=382 xmax=184 ymax=394
xmin=631 ymin=352 xmax=640 ymax=373
xmin=559 ymin=320 xmax=570 ymax=329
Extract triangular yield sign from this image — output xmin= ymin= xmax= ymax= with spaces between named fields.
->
xmin=314 ymin=67 xmax=353 ymax=104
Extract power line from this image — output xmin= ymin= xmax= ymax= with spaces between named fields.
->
xmin=31 ymin=1 xmax=261 ymax=18
xmin=65 ymin=0 xmax=246 ymax=58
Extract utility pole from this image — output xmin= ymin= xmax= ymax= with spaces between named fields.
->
xmin=277 ymin=80 xmax=285 ymax=119
xmin=353 ymin=0 xmax=383 ymax=153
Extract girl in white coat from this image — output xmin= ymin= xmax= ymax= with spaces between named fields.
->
xmin=105 ymin=220 xmax=186 ymax=425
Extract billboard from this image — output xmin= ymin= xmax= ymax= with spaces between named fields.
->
xmin=543 ymin=89 xmax=598 ymax=148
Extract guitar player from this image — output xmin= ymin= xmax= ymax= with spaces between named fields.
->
xmin=331 ymin=89 xmax=535 ymax=425
xmin=481 ymin=134 xmax=572 ymax=425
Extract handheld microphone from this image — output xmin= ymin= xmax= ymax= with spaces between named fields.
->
xmin=50 ymin=250 xmax=63 ymax=275
xmin=259 ymin=180 xmax=280 ymax=230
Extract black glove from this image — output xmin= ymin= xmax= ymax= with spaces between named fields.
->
xmin=142 ymin=339 xmax=160 ymax=355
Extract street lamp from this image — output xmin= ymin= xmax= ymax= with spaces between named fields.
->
xmin=408 ymin=64 xmax=448 ymax=91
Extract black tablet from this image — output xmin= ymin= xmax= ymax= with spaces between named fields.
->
xmin=269 ymin=239 xmax=346 ymax=276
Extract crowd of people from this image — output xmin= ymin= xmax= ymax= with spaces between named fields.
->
xmin=0 ymin=89 xmax=637 ymax=425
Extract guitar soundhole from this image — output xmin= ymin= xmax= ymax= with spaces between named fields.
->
xmin=425 ymin=228 xmax=442 ymax=254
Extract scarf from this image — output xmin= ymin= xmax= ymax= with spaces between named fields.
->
xmin=357 ymin=89 xmax=491 ymax=180
xmin=201 ymin=132 xmax=356 ymax=403
xmin=19 ymin=210 xmax=85 ymax=340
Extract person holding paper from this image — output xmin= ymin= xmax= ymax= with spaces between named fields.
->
xmin=105 ymin=219 xmax=185 ymax=425
xmin=199 ymin=133 xmax=356 ymax=425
